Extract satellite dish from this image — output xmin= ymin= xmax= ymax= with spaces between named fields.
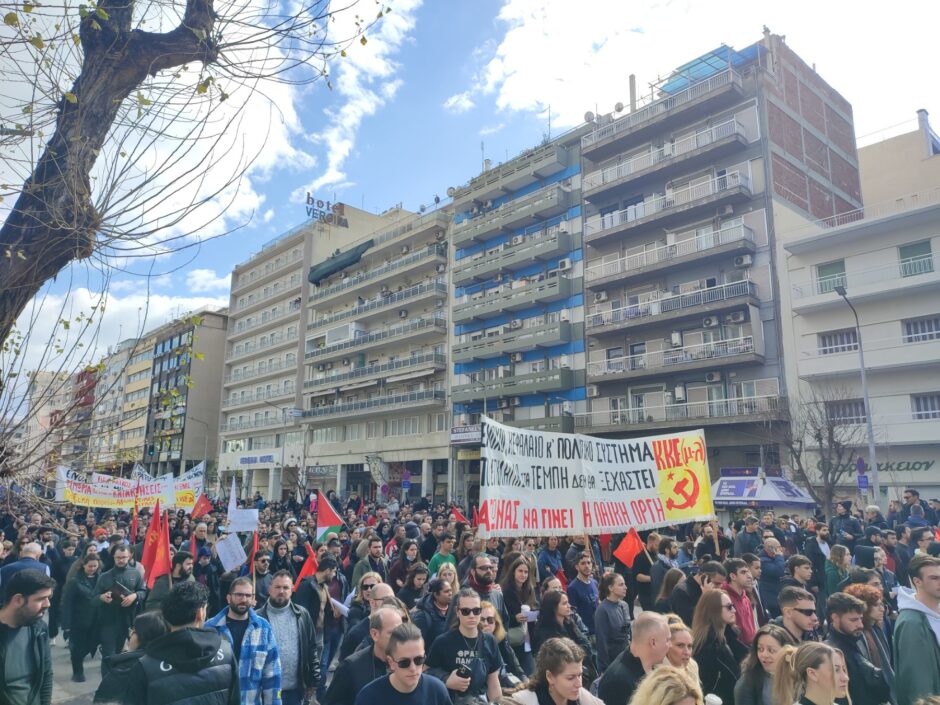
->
xmin=614 ymin=102 xmax=624 ymax=112
xmin=584 ymin=111 xmax=595 ymax=123
xmin=434 ymin=195 xmax=441 ymax=204
xmin=419 ymin=204 xmax=426 ymax=212
xmin=446 ymin=186 xmax=456 ymax=197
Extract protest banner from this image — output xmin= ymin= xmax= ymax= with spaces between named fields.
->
xmin=215 ymin=533 xmax=248 ymax=573
xmin=476 ymin=416 xmax=715 ymax=538
xmin=55 ymin=466 xmax=202 ymax=510
xmin=173 ymin=463 xmax=205 ymax=509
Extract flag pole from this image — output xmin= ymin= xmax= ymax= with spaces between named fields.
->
xmin=166 ymin=510 xmax=173 ymax=588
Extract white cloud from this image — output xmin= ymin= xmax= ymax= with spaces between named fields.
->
xmin=443 ymin=92 xmax=476 ymax=114
xmin=455 ymin=0 xmax=938 ymax=138
xmin=187 ymin=268 xmax=232 ymax=293
xmin=263 ymin=208 xmax=275 ymax=223
xmin=293 ymin=0 xmax=423 ymax=198
xmin=479 ymin=123 xmax=505 ymax=136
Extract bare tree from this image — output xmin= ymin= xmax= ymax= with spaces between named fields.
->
xmin=0 ymin=0 xmax=386 ymax=352
xmin=770 ymin=386 xmax=869 ymax=520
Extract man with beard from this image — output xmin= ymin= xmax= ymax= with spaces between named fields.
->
xmin=95 ymin=543 xmax=147 ymax=658
xmin=258 ymin=571 xmax=320 ymax=705
xmin=206 ymin=577 xmax=282 ymax=705
xmin=455 ymin=552 xmax=508 ymax=624
xmin=803 ymin=524 xmax=832 ymax=599
xmin=824 ymin=592 xmax=891 ymax=705
xmin=0 ymin=570 xmax=56 ymax=704
xmin=145 ymin=551 xmax=194 ymax=615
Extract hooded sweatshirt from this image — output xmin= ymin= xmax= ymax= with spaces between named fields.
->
xmin=896 ymin=586 xmax=940 ymax=645
xmin=893 ymin=586 xmax=940 ymax=705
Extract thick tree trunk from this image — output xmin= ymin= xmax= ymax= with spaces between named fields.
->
xmin=0 ymin=0 xmax=217 ymax=348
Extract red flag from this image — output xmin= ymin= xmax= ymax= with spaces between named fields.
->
xmin=129 ymin=479 xmax=141 ymax=544
xmin=141 ymin=501 xmax=162 ymax=575
xmin=248 ymin=531 xmax=259 ymax=568
xmin=450 ymin=506 xmax=469 ymax=524
xmin=144 ymin=509 xmax=172 ymax=589
xmin=190 ymin=532 xmax=197 ymax=558
xmin=935 ymin=527 xmax=940 ymax=542
xmin=471 ymin=506 xmax=480 ymax=528
xmin=191 ymin=493 xmax=213 ymax=520
xmin=357 ymin=497 xmax=365 ymax=517
xmin=613 ymin=528 xmax=645 ymax=569
xmin=293 ymin=543 xmax=319 ymax=591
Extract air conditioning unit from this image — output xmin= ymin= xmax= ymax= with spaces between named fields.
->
xmin=511 ymin=397 xmax=521 ymax=407
xmin=560 ymin=309 xmax=571 ymax=322
xmin=436 ymin=299 xmax=445 ymax=308
xmin=558 ymin=258 xmax=573 ymax=271
xmin=593 ymin=291 xmax=609 ymax=303
xmin=316 ymin=364 xmax=325 ymax=371
xmin=512 ymin=236 xmax=524 ymax=246
xmin=510 ymin=352 xmax=524 ymax=363
xmin=734 ymin=254 xmax=753 ymax=268
xmin=587 ymin=384 xmax=600 ymax=398
xmin=325 ymin=362 xmax=334 ymax=370
xmin=558 ymin=227 xmax=569 ymax=235
xmin=664 ymin=391 xmax=674 ymax=403
xmin=399 ymin=310 xmax=409 ymax=318
xmin=436 ymin=263 xmax=446 ymax=273
xmin=484 ymin=200 xmax=493 ymax=209
xmin=401 ymin=245 xmax=410 ymax=255
xmin=510 ymin=319 xmax=523 ymax=329
xmin=703 ymin=316 xmax=720 ymax=328
xmin=342 ymin=358 xmax=350 ymax=366
xmin=562 ymin=401 xmax=572 ymax=414
xmin=670 ymin=331 xmax=683 ymax=348
xmin=705 ymin=371 xmax=723 ymax=383
xmin=726 ymin=310 xmax=747 ymax=324
xmin=559 ymin=355 xmax=571 ymax=369
xmin=674 ymin=385 xmax=687 ymax=402
xmin=718 ymin=204 xmax=734 ymax=217
xmin=499 ymin=398 xmax=511 ymax=409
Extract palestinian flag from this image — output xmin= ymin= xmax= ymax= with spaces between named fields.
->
xmin=315 ymin=490 xmax=345 ymax=541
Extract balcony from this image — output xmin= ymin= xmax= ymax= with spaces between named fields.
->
xmin=454 ymin=227 xmax=574 ymax=286
xmin=453 ymin=277 xmax=575 ymax=324
xmin=304 ymin=315 xmax=447 ymax=363
xmin=222 ymin=387 xmax=296 ymax=409
xmin=233 ymin=278 xmax=302 ymax=316
xmin=309 ymin=243 xmax=447 ymax=305
xmin=367 ymin=211 xmax=450 ymax=258
xmin=452 ymin=369 xmax=576 ymax=403
xmin=220 ymin=416 xmax=293 ymax=433
xmin=452 ymin=142 xmax=569 ymax=206
xmin=586 ymin=281 xmax=758 ymax=335
xmin=231 ymin=302 xmax=302 ymax=340
xmin=453 ymin=183 xmax=573 ymax=247
xmin=226 ymin=330 xmax=298 ymax=361
xmin=586 ymin=224 xmax=755 ymax=289
xmin=587 ymin=335 xmax=763 ymax=382
xmin=224 ymin=360 xmax=292 ymax=386
xmin=233 ymin=251 xmax=304 ymax=294
xmin=583 ymin=118 xmax=750 ymax=201
xmin=453 ymin=321 xmax=577 ymax=362
xmin=310 ymin=281 xmax=447 ymax=330
xmin=798 ymin=336 xmax=940 ymax=380
xmin=302 ymin=390 xmax=445 ymax=422
xmin=584 ymin=172 xmax=752 ymax=245
xmin=304 ymin=352 xmax=446 ymax=390
xmin=581 ymin=69 xmax=745 ymax=160
xmin=506 ymin=415 xmax=576 ymax=433
xmin=578 ymin=395 xmax=784 ymax=433
xmin=790 ymin=253 xmax=940 ymax=313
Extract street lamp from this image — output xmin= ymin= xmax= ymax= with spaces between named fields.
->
xmin=833 ymin=285 xmax=880 ymax=506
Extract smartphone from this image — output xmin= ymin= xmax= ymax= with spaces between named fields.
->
xmin=457 ymin=665 xmax=472 ymax=679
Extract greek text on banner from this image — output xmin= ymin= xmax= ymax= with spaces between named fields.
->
xmin=476 ymin=417 xmax=715 ymax=537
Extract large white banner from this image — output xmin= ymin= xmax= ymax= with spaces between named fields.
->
xmin=477 ymin=417 xmax=715 ymax=537
xmin=56 ymin=465 xmax=204 ymax=509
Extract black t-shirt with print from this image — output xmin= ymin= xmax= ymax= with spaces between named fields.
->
xmin=426 ymin=630 xmax=502 ymax=700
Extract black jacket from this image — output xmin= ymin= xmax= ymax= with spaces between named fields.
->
xmin=94 ymin=649 xmax=145 ymax=703
xmin=825 ymin=628 xmax=891 ymax=705
xmin=694 ymin=626 xmax=748 ymax=705
xmin=411 ymin=592 xmax=449 ymax=649
xmin=95 ymin=564 xmax=146 ymax=625
xmin=323 ymin=643 xmax=388 ymax=705
xmin=803 ymin=537 xmax=831 ymax=593
xmin=257 ymin=600 xmax=321 ymax=690
xmin=0 ymin=618 xmax=53 ymax=705
xmin=670 ymin=575 xmax=704 ymax=627
xmin=124 ymin=627 xmax=239 ymax=705
xmin=62 ymin=572 xmax=100 ymax=631
xmin=597 ymin=648 xmax=646 ymax=705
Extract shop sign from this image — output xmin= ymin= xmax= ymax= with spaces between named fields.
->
xmin=451 ymin=424 xmax=482 ymax=445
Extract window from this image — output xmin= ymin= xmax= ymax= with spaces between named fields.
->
xmin=903 ymin=315 xmax=940 ymax=343
xmin=818 ymin=329 xmax=859 ymax=354
xmin=366 ymin=421 xmax=380 ymax=439
xmin=898 ymin=241 xmax=933 ymax=277
xmin=912 ymin=393 xmax=940 ymax=420
xmin=345 ymin=424 xmax=362 ymax=441
xmin=312 ymin=427 xmax=339 ymax=444
xmin=815 ymin=260 xmax=846 ymax=294
xmin=434 ymin=413 xmax=448 ymax=432
xmin=825 ymin=399 xmax=866 ymax=425
xmin=388 ymin=416 xmax=419 ymax=437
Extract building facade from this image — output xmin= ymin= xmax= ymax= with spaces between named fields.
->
xmin=573 ymin=32 xmax=861 ymax=475
xmin=89 ymin=339 xmax=135 ymax=471
xmin=23 ymin=371 xmax=71 ymax=479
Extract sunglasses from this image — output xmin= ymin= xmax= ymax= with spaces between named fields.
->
xmin=792 ymin=608 xmax=817 ymax=616
xmin=459 ymin=607 xmax=482 ymax=616
xmin=392 ymin=655 xmax=426 ymax=668
xmin=362 ymin=584 xmax=376 ymax=591
xmin=481 ymin=616 xmax=496 ymax=624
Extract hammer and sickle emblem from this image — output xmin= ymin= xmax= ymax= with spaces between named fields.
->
xmin=666 ymin=467 xmax=700 ymax=510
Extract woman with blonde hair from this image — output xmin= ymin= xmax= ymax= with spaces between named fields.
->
xmin=508 ymin=637 xmax=603 ymax=705
xmin=347 ymin=570 xmax=382 ymax=625
xmin=774 ymin=642 xmax=850 ymax=705
xmin=481 ymin=601 xmax=528 ymax=689
xmin=626 ymin=665 xmax=703 ymax=705
xmin=733 ymin=623 xmax=797 ymax=705
xmin=691 ymin=588 xmax=747 ymax=704
xmin=826 ymin=545 xmax=851 ymax=596
xmin=436 ymin=562 xmax=460 ymax=595
xmin=662 ymin=614 xmax=700 ymax=684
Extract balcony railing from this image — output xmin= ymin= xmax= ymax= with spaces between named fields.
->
xmin=584 ymin=172 xmax=749 ymax=239
xmin=304 ymin=315 xmax=447 ymax=360
xmin=304 ymin=352 xmax=446 ymax=389
xmin=452 ymin=369 xmax=573 ymax=403
xmin=578 ymin=395 xmax=781 ymax=427
xmin=233 ymin=303 xmax=302 ymax=335
xmin=453 ymin=225 xmax=572 ymax=286
xmin=454 ymin=183 xmax=571 ymax=244
xmin=302 ymin=390 xmax=445 ymax=419
xmin=583 ymin=118 xmax=747 ymax=191
xmin=589 ymin=336 xmax=755 ymax=376
xmin=226 ymin=330 xmax=298 ymax=361
xmin=222 ymin=387 xmax=295 ymax=409
xmin=454 ymin=277 xmax=573 ymax=322
xmin=794 ymin=253 xmax=940 ymax=300
xmin=224 ymin=360 xmax=291 ymax=384
xmin=587 ymin=281 xmax=757 ymax=329
xmin=453 ymin=141 xmax=568 ymax=203
xmin=900 ymin=254 xmax=935 ymax=277
xmin=582 ymin=69 xmax=742 ymax=149
xmin=234 ymin=252 xmax=304 ymax=292
xmin=233 ymin=279 xmax=302 ymax=313
xmin=309 ymin=243 xmax=446 ymax=303
xmin=586 ymin=224 xmax=754 ymax=282
xmin=220 ymin=416 xmax=290 ymax=432
xmin=310 ymin=281 xmax=446 ymax=330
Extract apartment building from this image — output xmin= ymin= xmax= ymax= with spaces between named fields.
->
xmin=22 ymin=371 xmax=71 ymax=478
xmin=118 ymin=332 xmax=158 ymax=466
xmin=448 ymin=130 xmax=589 ymax=504
xmin=143 ymin=307 xmax=227 ymax=477
xmin=575 ymin=32 xmax=862 ymax=473
xmin=778 ymin=113 xmax=940 ymax=499
xmin=219 ymin=205 xmax=452 ymax=501
xmin=89 ymin=338 xmax=135 ymax=470
xmin=56 ymin=368 xmax=97 ymax=472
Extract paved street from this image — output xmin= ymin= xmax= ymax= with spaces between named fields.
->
xmin=49 ymin=638 xmax=100 ymax=705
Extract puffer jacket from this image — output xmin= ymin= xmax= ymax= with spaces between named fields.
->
xmin=410 ymin=592 xmax=449 ymax=648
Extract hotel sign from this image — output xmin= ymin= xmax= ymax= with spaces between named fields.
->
xmin=306 ymin=194 xmax=349 ymax=228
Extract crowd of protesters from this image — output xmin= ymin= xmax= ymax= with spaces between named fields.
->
xmin=1 ymin=487 xmax=940 ymax=705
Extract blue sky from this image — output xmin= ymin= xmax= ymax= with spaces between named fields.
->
xmin=12 ymin=0 xmax=940 ymax=374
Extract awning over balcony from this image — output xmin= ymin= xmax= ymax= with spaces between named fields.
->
xmin=386 ymin=369 xmax=437 ymax=383
xmin=712 ymin=473 xmax=816 ymax=507
xmin=659 ymin=43 xmax=766 ymax=93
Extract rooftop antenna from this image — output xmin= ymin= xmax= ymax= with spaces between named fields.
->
xmin=481 ymin=141 xmax=485 ymax=172
xmin=547 ymin=103 xmax=551 ymax=140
